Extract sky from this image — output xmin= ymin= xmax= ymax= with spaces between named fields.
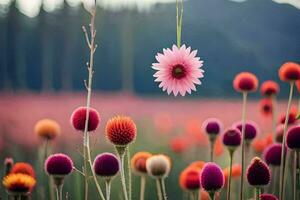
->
xmin=0 ymin=0 xmax=299 ymax=17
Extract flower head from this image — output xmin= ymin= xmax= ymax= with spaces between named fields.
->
xmin=287 ymin=125 xmax=300 ymax=150
xmin=277 ymin=107 xmax=297 ymax=125
xmin=202 ymin=118 xmax=223 ymax=137
xmin=152 ymin=45 xmax=204 ymax=96
xmin=3 ymin=173 xmax=36 ymax=194
xmin=70 ymin=107 xmax=100 ymax=132
xmin=200 ymin=162 xmax=224 ymax=192
xmin=246 ymin=157 xmax=270 ymax=187
xmin=260 ymin=80 xmax=280 ymax=96
xmin=170 ymin=136 xmax=189 ymax=154
xmin=189 ymin=161 xmax=206 ymax=170
xmin=4 ymin=158 xmax=14 ymax=176
xmin=93 ymin=153 xmax=120 ymax=178
xmin=233 ymin=121 xmax=259 ymax=141
xmin=34 ymin=119 xmax=60 ymax=140
xmin=131 ymin=152 xmax=152 ymax=175
xmin=260 ymin=194 xmax=278 ymax=200
xmin=233 ymin=72 xmax=258 ymax=93
xmin=222 ymin=128 xmax=242 ymax=148
xmin=105 ymin=116 xmax=137 ymax=146
xmin=259 ymin=98 xmax=273 ymax=117
xmin=45 ymin=153 xmax=73 ymax=176
xmin=11 ymin=163 xmax=35 ymax=178
xmin=275 ymin=124 xmax=284 ymax=143
xmin=279 ymin=62 xmax=300 ymax=82
xmin=179 ymin=166 xmax=201 ymax=191
xmin=263 ymin=144 xmax=283 ymax=166
xmin=146 ymin=154 xmax=171 ymax=179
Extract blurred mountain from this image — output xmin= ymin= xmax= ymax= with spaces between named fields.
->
xmin=0 ymin=0 xmax=299 ymax=98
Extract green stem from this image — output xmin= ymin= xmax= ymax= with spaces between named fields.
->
xmin=117 ymin=147 xmax=129 ymax=200
xmin=227 ymin=150 xmax=234 ymax=200
xmin=239 ymin=92 xmax=248 ymax=200
xmin=255 ymin=187 xmax=261 ymax=200
xmin=158 ymin=178 xmax=167 ymax=200
xmin=210 ymin=138 xmax=215 ymax=162
xmin=106 ymin=179 xmax=111 ymax=200
xmin=176 ymin=0 xmax=183 ymax=47
xmin=55 ymin=185 xmax=63 ymax=200
xmin=140 ymin=176 xmax=146 ymax=200
xmin=126 ymin=147 xmax=132 ymax=200
xmin=279 ymin=81 xmax=295 ymax=200
xmin=156 ymin=179 xmax=162 ymax=200
xmin=293 ymin=151 xmax=297 ymax=200
xmin=209 ymin=191 xmax=215 ymax=200
xmin=271 ymin=95 xmax=277 ymax=142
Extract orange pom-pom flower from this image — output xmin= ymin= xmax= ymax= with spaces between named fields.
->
xmin=3 ymin=173 xmax=36 ymax=195
xmin=279 ymin=62 xmax=300 ymax=82
xmin=259 ymin=98 xmax=273 ymax=117
xmin=131 ymin=152 xmax=152 ymax=176
xmin=11 ymin=162 xmax=35 ymax=178
xmin=233 ymin=72 xmax=259 ymax=93
xmin=34 ymin=119 xmax=60 ymax=140
xmin=105 ymin=116 xmax=137 ymax=146
xmin=179 ymin=166 xmax=201 ymax=191
xmin=260 ymin=80 xmax=279 ymax=96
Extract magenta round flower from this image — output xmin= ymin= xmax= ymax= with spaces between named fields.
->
xmin=233 ymin=120 xmax=258 ymax=140
xmin=260 ymin=194 xmax=278 ymax=200
xmin=222 ymin=128 xmax=242 ymax=148
xmin=200 ymin=162 xmax=224 ymax=192
xmin=70 ymin=106 xmax=100 ymax=132
xmin=263 ymin=144 xmax=283 ymax=166
xmin=247 ymin=157 xmax=270 ymax=187
xmin=202 ymin=118 xmax=223 ymax=136
xmin=286 ymin=125 xmax=300 ymax=150
xmin=152 ymin=45 xmax=204 ymax=96
xmin=45 ymin=153 xmax=73 ymax=176
xmin=93 ymin=153 xmax=120 ymax=178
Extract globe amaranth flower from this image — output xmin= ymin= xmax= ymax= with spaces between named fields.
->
xmin=3 ymin=173 xmax=36 ymax=194
xmin=105 ymin=115 xmax=137 ymax=146
xmin=131 ymin=152 xmax=152 ymax=176
xmin=260 ymin=194 xmax=278 ymax=200
xmin=152 ymin=45 xmax=204 ymax=96
xmin=275 ymin=124 xmax=284 ymax=143
xmin=34 ymin=119 xmax=60 ymax=140
xmin=233 ymin=120 xmax=259 ymax=141
xmin=179 ymin=166 xmax=201 ymax=191
xmin=246 ymin=157 xmax=270 ymax=187
xmin=260 ymin=80 xmax=280 ymax=96
xmin=45 ymin=153 xmax=73 ymax=176
xmin=70 ymin=106 xmax=100 ymax=132
xmin=286 ymin=125 xmax=300 ymax=150
xmin=263 ymin=144 xmax=283 ymax=166
xmin=11 ymin=162 xmax=35 ymax=178
xmin=202 ymin=118 xmax=223 ymax=139
xmin=93 ymin=153 xmax=120 ymax=178
xmin=222 ymin=128 xmax=242 ymax=150
xmin=200 ymin=162 xmax=224 ymax=192
xmin=277 ymin=106 xmax=298 ymax=125
xmin=278 ymin=62 xmax=300 ymax=82
xmin=260 ymin=98 xmax=273 ymax=117
xmin=146 ymin=154 xmax=171 ymax=179
xmin=233 ymin=72 xmax=258 ymax=93
xmin=189 ymin=161 xmax=206 ymax=171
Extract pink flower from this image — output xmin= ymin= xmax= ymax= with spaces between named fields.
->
xmin=152 ymin=45 xmax=204 ymax=96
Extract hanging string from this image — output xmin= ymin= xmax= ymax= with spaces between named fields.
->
xmin=176 ymin=0 xmax=184 ymax=47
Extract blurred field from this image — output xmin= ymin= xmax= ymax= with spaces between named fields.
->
xmin=0 ymin=92 xmax=295 ymax=199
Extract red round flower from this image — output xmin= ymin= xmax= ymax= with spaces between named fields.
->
xmin=70 ymin=107 xmax=100 ymax=132
xmin=260 ymin=80 xmax=279 ymax=96
xmin=233 ymin=72 xmax=259 ymax=93
xmin=170 ymin=137 xmax=189 ymax=154
xmin=278 ymin=62 xmax=300 ymax=82
xmin=11 ymin=162 xmax=35 ymax=178
xmin=259 ymin=98 xmax=273 ymax=117
xmin=179 ymin=166 xmax=201 ymax=191
xmin=131 ymin=152 xmax=152 ymax=175
xmin=105 ymin=116 xmax=137 ymax=146
xmin=246 ymin=157 xmax=270 ymax=187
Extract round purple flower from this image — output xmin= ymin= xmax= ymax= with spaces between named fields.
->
xmin=286 ymin=125 xmax=300 ymax=150
xmin=263 ymin=144 xmax=283 ymax=166
xmin=45 ymin=153 xmax=73 ymax=176
xmin=202 ymin=118 xmax=223 ymax=136
xmin=93 ymin=153 xmax=120 ymax=178
xmin=222 ymin=128 xmax=242 ymax=148
xmin=247 ymin=157 xmax=270 ymax=187
xmin=233 ymin=120 xmax=259 ymax=140
xmin=200 ymin=162 xmax=224 ymax=192
xmin=260 ymin=194 xmax=278 ymax=200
